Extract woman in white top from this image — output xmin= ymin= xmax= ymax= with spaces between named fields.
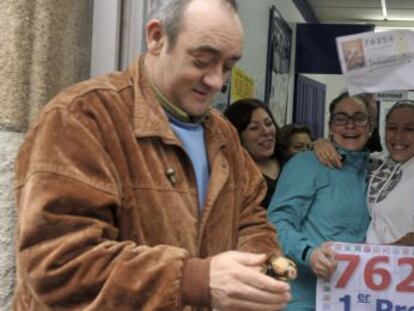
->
xmin=366 ymin=100 xmax=414 ymax=245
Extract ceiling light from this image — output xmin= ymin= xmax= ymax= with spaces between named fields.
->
xmin=375 ymin=26 xmax=414 ymax=32
xmin=381 ymin=0 xmax=388 ymax=21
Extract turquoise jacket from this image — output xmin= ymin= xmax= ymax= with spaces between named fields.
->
xmin=268 ymin=148 xmax=370 ymax=311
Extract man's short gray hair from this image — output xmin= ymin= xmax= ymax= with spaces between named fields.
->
xmin=147 ymin=0 xmax=238 ymax=49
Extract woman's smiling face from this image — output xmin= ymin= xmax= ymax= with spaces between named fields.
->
xmin=240 ymin=108 xmax=276 ymax=161
xmin=386 ymin=106 xmax=414 ymax=163
xmin=329 ymin=97 xmax=371 ymax=152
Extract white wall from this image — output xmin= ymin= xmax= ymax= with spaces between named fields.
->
xmin=238 ymin=0 xmax=304 ymax=99
xmin=236 ymin=0 xmax=305 ymax=122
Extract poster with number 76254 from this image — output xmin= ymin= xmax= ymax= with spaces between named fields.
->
xmin=316 ymin=242 xmax=414 ymax=311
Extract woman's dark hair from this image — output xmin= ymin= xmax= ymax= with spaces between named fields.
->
xmin=224 ymin=98 xmax=280 ymax=159
xmin=386 ymin=100 xmax=414 ymax=122
xmin=277 ymin=123 xmax=313 ymax=164
xmin=329 ymin=92 xmax=370 ymax=119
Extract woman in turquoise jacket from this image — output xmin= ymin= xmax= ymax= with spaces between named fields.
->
xmin=268 ymin=92 xmax=373 ymax=310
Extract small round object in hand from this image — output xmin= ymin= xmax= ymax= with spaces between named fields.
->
xmin=266 ymin=256 xmax=297 ymax=281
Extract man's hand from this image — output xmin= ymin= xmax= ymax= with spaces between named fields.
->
xmin=309 ymin=242 xmax=338 ymax=280
xmin=210 ymin=251 xmax=291 ymax=311
xmin=313 ymin=138 xmax=342 ymax=168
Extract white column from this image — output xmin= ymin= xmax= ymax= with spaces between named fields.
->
xmin=90 ymin=0 xmax=122 ymax=77
xmin=119 ymin=0 xmax=148 ymax=70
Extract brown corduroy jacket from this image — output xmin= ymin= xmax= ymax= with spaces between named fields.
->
xmin=13 ymin=56 xmax=281 ymax=310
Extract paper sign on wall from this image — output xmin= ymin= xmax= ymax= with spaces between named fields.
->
xmin=230 ymin=66 xmax=256 ymax=102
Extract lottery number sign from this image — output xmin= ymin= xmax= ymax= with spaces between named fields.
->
xmin=316 ymin=243 xmax=414 ymax=311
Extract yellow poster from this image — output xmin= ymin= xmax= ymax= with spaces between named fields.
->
xmin=230 ymin=66 xmax=256 ymax=102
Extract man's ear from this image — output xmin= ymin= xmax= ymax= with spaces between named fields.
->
xmin=146 ymin=19 xmax=166 ymax=55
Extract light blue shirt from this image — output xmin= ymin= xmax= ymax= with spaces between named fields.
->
xmin=169 ymin=115 xmax=209 ymax=209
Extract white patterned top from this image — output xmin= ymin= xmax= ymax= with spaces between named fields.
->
xmin=366 ymin=156 xmax=414 ymax=244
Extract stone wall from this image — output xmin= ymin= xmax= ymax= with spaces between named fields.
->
xmin=0 ymin=1 xmax=93 ymax=309
xmin=0 ymin=0 xmax=94 ymax=131
xmin=0 ymin=132 xmax=23 ymax=311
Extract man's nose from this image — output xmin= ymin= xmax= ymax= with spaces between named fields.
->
xmin=203 ymin=67 xmax=225 ymax=92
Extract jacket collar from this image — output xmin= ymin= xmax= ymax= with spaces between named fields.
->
xmin=335 ymin=144 xmax=369 ymax=170
xmin=129 ymin=55 xmax=178 ymax=143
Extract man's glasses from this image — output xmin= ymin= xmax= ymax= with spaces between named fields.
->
xmin=331 ymin=112 xmax=369 ymax=127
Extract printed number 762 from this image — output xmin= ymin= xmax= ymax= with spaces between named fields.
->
xmin=335 ymin=254 xmax=414 ymax=292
